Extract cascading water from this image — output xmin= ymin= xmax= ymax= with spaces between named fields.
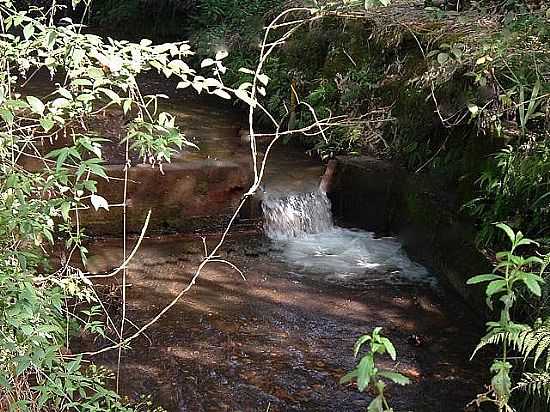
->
xmin=262 ymin=191 xmax=334 ymax=240
xmin=262 ymin=190 xmax=436 ymax=287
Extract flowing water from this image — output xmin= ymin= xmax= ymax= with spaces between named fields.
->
xmin=55 ymin=76 xmax=484 ymax=411
xmin=262 ymin=190 xmax=436 ymax=287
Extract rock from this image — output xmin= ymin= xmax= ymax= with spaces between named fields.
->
xmin=407 ymin=334 xmax=425 ymax=347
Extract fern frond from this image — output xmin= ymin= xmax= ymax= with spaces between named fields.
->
xmin=474 ymin=323 xmax=550 ymax=369
xmin=473 ymin=331 xmax=509 ymax=358
xmin=517 ymin=371 xmax=550 ymax=404
xmin=510 ymin=325 xmax=550 ymax=369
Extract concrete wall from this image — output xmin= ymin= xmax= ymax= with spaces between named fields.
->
xmin=330 ymin=156 xmax=490 ymax=314
xmin=80 ymin=160 xmax=253 ymax=235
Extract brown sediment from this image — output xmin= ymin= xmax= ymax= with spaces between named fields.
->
xmin=74 ymin=232 xmax=486 ymax=412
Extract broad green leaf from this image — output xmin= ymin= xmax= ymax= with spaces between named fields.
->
xmin=201 ymin=58 xmax=215 ymax=68
xmin=23 ymin=24 xmax=34 ymax=40
xmin=496 ymin=223 xmax=516 ymax=245
xmin=354 ymin=335 xmax=371 ymax=357
xmin=467 ymin=274 xmax=503 ymax=284
xmin=490 ymin=361 xmax=511 ymax=404
xmin=26 ymin=96 xmax=45 ymax=115
xmin=239 ymin=68 xmax=255 ymax=75
xmin=235 ymin=89 xmax=257 ymax=108
xmin=212 ymin=89 xmax=231 ymax=100
xmin=356 ymin=355 xmax=375 ymax=392
xmin=123 ymin=99 xmax=133 ymax=114
xmin=380 ymin=337 xmax=396 ymax=360
xmin=215 ymin=50 xmax=228 ymax=60
xmin=378 ymin=370 xmax=411 ymax=385
xmin=15 ymin=356 xmax=31 ymax=376
xmin=522 ymin=275 xmax=542 ymax=297
xmin=257 ymin=74 xmax=270 ymax=86
xmin=339 ymin=369 xmax=358 ymax=384
xmin=97 ymin=87 xmax=121 ymax=104
xmin=486 ymin=279 xmax=507 ymax=296
xmin=60 ymin=202 xmax=71 ymax=221
xmin=515 ymin=238 xmax=538 ymax=248
xmin=0 ymin=108 xmax=14 ymax=124
xmin=367 ymin=396 xmax=385 ymax=412
xmin=40 ymin=116 xmax=55 ymax=132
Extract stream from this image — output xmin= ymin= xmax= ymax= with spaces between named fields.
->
xmin=31 ymin=75 xmax=487 ymax=411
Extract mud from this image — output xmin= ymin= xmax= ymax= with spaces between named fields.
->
xmin=74 ymin=232 xmax=486 ymax=412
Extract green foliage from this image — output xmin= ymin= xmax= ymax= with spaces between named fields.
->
xmin=0 ymin=0 xmax=242 ymax=408
xmin=464 ymin=141 xmax=550 ymax=247
xmin=517 ymin=371 xmax=550 ymax=405
xmin=468 ymin=224 xmax=550 ymax=411
xmin=414 ymin=7 xmax=550 ymax=247
xmin=341 ymin=328 xmax=410 ymax=412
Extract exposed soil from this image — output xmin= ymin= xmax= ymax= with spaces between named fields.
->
xmin=74 ymin=231 xmax=486 ymax=412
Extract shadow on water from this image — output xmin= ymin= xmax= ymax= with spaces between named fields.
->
xmin=23 ymin=67 xmax=487 ymax=412
xmin=74 ymin=232 xmax=487 ymax=412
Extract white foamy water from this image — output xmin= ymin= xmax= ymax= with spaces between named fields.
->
xmin=262 ymin=192 xmax=334 ymax=240
xmin=262 ymin=191 xmax=436 ymax=287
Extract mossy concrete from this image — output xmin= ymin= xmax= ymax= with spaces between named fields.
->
xmin=330 ymin=155 xmax=490 ymax=315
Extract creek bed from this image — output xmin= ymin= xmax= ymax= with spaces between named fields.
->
xmin=74 ymin=231 xmax=485 ymax=412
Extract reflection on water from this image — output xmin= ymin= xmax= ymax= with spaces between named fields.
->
xmin=262 ymin=190 xmax=436 ymax=286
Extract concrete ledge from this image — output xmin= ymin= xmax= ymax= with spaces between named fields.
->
xmin=81 ymin=160 xmax=253 ymax=235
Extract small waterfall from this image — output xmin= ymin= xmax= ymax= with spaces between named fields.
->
xmin=261 ymin=191 xmax=334 ymax=240
xmin=261 ymin=189 xmax=437 ymax=287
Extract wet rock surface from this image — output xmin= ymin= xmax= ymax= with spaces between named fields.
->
xmin=75 ymin=232 xmax=486 ymax=412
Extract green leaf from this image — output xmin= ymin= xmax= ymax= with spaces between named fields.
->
xmin=515 ymin=238 xmax=538 ymax=248
xmin=15 ymin=356 xmax=31 ymax=376
xmin=437 ymin=52 xmax=450 ymax=65
xmin=380 ymin=337 xmax=396 ymax=361
xmin=496 ymin=223 xmax=516 ymax=246
xmin=90 ymin=194 xmax=109 ymax=211
xmin=522 ymin=275 xmax=542 ymax=297
xmin=467 ymin=274 xmax=503 ymax=285
xmin=340 ymin=369 xmax=358 ymax=384
xmin=123 ymin=99 xmax=132 ymax=114
xmin=212 ymin=89 xmax=231 ymax=100
xmin=40 ymin=116 xmax=55 ymax=132
xmin=26 ymin=96 xmax=45 ymax=115
xmin=378 ymin=370 xmax=410 ymax=385
xmin=367 ymin=395 xmax=385 ymax=412
xmin=491 ymin=361 xmax=512 ymax=404
xmin=60 ymin=202 xmax=71 ymax=221
xmin=356 ymin=355 xmax=375 ymax=392
xmin=486 ymin=279 xmax=507 ymax=297
xmin=0 ymin=108 xmax=14 ymax=124
xmin=257 ymin=74 xmax=269 ymax=86
xmin=354 ymin=335 xmax=371 ymax=357
xmin=234 ymin=89 xmax=257 ymax=108
xmin=23 ymin=24 xmax=34 ymax=40
xmin=97 ymin=87 xmax=121 ymax=104
xmin=201 ymin=58 xmax=215 ymax=68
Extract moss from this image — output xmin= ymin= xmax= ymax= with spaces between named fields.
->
xmin=194 ymin=180 xmax=209 ymax=195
